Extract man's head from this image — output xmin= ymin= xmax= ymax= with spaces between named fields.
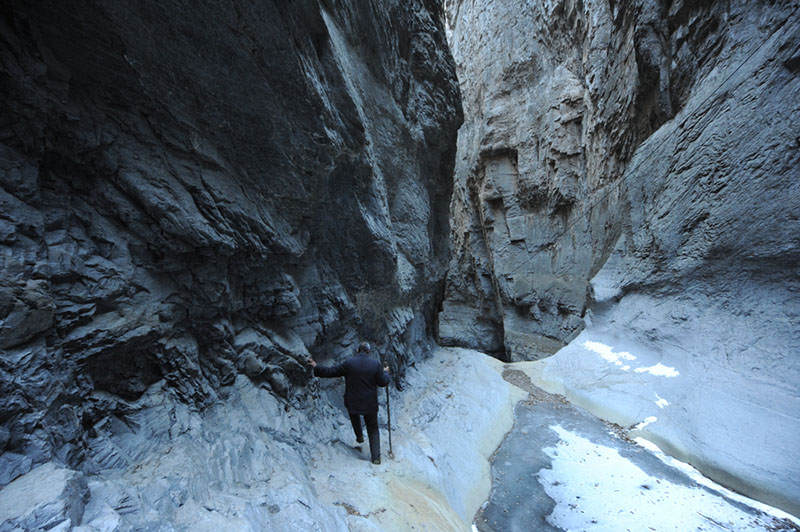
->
xmin=357 ymin=341 xmax=371 ymax=354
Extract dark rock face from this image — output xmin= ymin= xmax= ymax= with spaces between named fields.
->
xmin=0 ymin=0 xmax=460 ymax=481
xmin=441 ymin=0 xmax=796 ymax=361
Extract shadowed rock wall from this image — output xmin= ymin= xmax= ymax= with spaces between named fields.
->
xmin=0 ymin=0 xmax=461 ymax=484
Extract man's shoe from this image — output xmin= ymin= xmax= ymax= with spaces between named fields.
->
xmin=372 ymin=457 xmax=381 ymax=465
xmin=356 ymin=435 xmax=364 ymax=444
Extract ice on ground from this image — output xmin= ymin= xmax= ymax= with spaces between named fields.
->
xmin=539 ymin=425 xmax=793 ymax=532
xmin=521 ymin=306 xmax=800 ymax=516
xmin=475 ymin=386 xmax=800 ymax=532
xmin=634 ymin=437 xmax=800 ymax=524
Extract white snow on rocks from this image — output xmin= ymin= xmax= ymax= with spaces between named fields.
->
xmin=539 ymin=425 xmax=796 ymax=532
xmin=654 ymin=394 xmax=669 ymax=409
xmin=633 ymin=416 xmax=658 ymax=431
xmin=582 ymin=340 xmax=678 ymax=377
xmin=633 ymin=363 xmax=679 ymax=378
xmin=583 ymin=341 xmax=636 ymax=366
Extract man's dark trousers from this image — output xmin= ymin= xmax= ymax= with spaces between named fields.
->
xmin=350 ymin=411 xmax=380 ymax=461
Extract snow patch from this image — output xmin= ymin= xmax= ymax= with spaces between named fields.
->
xmin=635 ymin=362 xmax=680 ymax=377
xmin=582 ymin=340 xmax=636 ymax=365
xmin=634 ymin=416 xmax=658 ymax=430
xmin=655 ymin=394 xmax=670 ymax=409
xmin=538 ymin=425 xmax=792 ymax=531
xmin=582 ymin=340 xmax=679 ymax=377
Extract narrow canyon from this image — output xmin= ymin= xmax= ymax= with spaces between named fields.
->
xmin=0 ymin=1 xmax=798 ymax=531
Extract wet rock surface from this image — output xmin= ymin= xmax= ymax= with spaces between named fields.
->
xmin=0 ymin=0 xmax=461 ymax=498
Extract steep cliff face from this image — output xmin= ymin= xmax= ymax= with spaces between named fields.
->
xmin=0 ymin=0 xmax=460 ymax=486
xmin=443 ymin=0 xmax=800 ymax=517
xmin=440 ymin=0 xmax=791 ymax=360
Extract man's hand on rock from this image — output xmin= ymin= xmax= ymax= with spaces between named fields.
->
xmin=307 ymin=358 xmax=317 ymax=368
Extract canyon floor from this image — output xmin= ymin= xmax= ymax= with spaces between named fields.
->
xmin=307 ymin=348 xmax=800 ymax=532
xmin=2 ymin=347 xmax=799 ymax=532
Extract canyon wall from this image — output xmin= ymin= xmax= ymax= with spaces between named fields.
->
xmin=0 ymin=0 xmax=460 ymax=492
xmin=444 ymin=0 xmax=800 ymax=516
xmin=441 ymin=0 xmax=798 ymax=361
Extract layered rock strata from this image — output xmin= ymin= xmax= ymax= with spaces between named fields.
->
xmin=0 ymin=0 xmax=460 ymax=493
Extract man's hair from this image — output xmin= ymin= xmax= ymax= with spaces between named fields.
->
xmin=357 ymin=341 xmax=371 ymax=353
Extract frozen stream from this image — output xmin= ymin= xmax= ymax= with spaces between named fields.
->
xmin=7 ymin=345 xmax=791 ymax=531
xmin=475 ymin=369 xmax=800 ymax=532
xmin=299 ymin=347 xmax=799 ymax=531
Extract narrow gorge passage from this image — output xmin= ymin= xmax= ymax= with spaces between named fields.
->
xmin=1 ymin=0 xmax=799 ymax=531
xmin=442 ymin=0 xmax=800 ymax=528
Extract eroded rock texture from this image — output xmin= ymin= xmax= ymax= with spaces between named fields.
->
xmin=441 ymin=0 xmax=798 ymax=361
xmin=0 ymin=0 xmax=460 ymax=492
xmin=444 ymin=0 xmax=800 ymax=517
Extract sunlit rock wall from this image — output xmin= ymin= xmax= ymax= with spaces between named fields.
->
xmin=444 ymin=0 xmax=800 ymax=516
xmin=577 ymin=3 xmax=800 ymax=514
xmin=0 ymin=0 xmax=460 ymax=485
xmin=440 ymin=0 xmax=795 ymax=361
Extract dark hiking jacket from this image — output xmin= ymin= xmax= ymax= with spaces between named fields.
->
xmin=314 ymin=354 xmax=390 ymax=414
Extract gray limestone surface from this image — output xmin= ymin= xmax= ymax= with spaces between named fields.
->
xmin=522 ymin=20 xmax=800 ymax=510
xmin=441 ymin=0 xmax=799 ymax=362
xmin=0 ymin=346 xmax=520 ymax=532
xmin=550 ymin=3 xmax=800 ymax=515
xmin=442 ymin=0 xmax=800 ymax=520
xmin=0 ymin=0 xmax=461 ymax=511
xmin=0 ymin=462 xmax=88 ymax=532
xmin=2 ymin=0 xmax=799 ymax=529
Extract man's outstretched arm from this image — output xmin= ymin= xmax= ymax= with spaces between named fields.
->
xmin=307 ymin=358 xmax=348 ymax=378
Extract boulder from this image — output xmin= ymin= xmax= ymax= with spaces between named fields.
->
xmin=0 ymin=462 xmax=88 ymax=531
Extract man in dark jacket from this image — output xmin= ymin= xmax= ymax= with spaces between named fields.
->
xmin=309 ymin=342 xmax=390 ymax=464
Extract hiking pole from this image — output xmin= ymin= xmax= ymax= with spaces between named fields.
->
xmin=386 ymin=386 xmax=394 ymax=459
